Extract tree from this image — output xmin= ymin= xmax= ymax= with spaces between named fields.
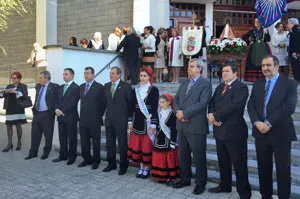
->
xmin=0 ymin=0 xmax=28 ymax=32
xmin=0 ymin=0 xmax=30 ymax=54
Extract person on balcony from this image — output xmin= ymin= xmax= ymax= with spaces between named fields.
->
xmin=107 ymin=27 xmax=122 ymax=51
xmin=116 ymin=26 xmax=141 ymax=85
xmin=0 ymin=72 xmax=28 ymax=152
xmin=141 ymin=26 xmax=156 ymax=68
xmin=80 ymin=38 xmax=88 ymax=48
xmin=154 ymin=27 xmax=167 ymax=83
xmin=69 ymin=36 xmax=78 ymax=47
xmin=168 ymin=28 xmax=183 ymax=84
xmin=88 ymin=32 xmax=105 ymax=50
xmin=27 ymin=43 xmax=48 ymax=68
xmin=270 ymin=22 xmax=288 ymax=76
xmin=288 ymin=18 xmax=300 ymax=83
xmin=243 ymin=18 xmax=271 ymax=82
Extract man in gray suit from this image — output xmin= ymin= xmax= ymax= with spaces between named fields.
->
xmin=173 ymin=58 xmax=212 ymax=195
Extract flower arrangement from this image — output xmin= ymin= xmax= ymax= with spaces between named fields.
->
xmin=207 ymin=38 xmax=247 ymax=55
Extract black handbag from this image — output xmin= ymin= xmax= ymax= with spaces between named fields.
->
xmin=18 ymin=96 xmax=33 ymax=109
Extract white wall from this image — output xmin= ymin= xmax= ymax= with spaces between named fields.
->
xmin=205 ymin=3 xmax=214 ymax=42
xmin=46 ymin=47 xmax=124 ymax=86
xmin=133 ymin=0 xmax=170 ymax=33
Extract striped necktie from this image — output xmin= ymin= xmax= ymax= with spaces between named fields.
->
xmin=263 ymin=80 xmax=271 ymax=117
xmin=186 ymin=79 xmax=194 ymax=96
xmin=222 ymin=84 xmax=230 ymax=95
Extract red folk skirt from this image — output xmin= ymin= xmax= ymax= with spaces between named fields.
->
xmin=127 ymin=132 xmax=152 ymax=167
xmin=152 ymin=148 xmax=180 ymax=181
xmin=244 ymin=68 xmax=264 ymax=82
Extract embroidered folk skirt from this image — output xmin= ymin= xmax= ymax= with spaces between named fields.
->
xmin=152 ymin=148 xmax=180 ymax=181
xmin=127 ymin=132 xmax=152 ymax=167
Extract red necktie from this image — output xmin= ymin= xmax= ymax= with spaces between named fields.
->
xmin=222 ymin=84 xmax=229 ymax=95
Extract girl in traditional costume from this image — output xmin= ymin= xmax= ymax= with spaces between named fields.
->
xmin=152 ymin=93 xmax=179 ymax=184
xmin=127 ymin=67 xmax=159 ymax=179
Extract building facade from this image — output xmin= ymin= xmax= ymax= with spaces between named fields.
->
xmin=0 ymin=0 xmax=299 ymax=69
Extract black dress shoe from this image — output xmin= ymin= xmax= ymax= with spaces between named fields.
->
xmin=91 ymin=163 xmax=99 ymax=170
xmin=208 ymin=186 xmax=231 ymax=193
xmin=40 ymin=154 xmax=49 ymax=160
xmin=193 ymin=185 xmax=205 ymax=195
xmin=172 ymin=179 xmax=191 ymax=189
xmin=118 ymin=168 xmax=127 ymax=175
xmin=102 ymin=165 xmax=117 ymax=172
xmin=24 ymin=155 xmax=37 ymax=160
xmin=141 ymin=170 xmax=150 ymax=179
xmin=52 ymin=157 xmax=67 ymax=162
xmin=78 ymin=161 xmax=90 ymax=168
xmin=66 ymin=160 xmax=76 ymax=165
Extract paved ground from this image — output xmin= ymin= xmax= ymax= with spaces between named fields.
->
xmin=0 ymin=121 xmax=272 ymax=199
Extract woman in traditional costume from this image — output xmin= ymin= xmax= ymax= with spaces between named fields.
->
xmin=152 ymin=93 xmax=179 ymax=184
xmin=243 ymin=18 xmax=271 ymax=82
xmin=127 ymin=67 xmax=159 ymax=179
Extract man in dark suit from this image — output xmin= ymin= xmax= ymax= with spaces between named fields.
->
xmin=103 ymin=66 xmax=132 ymax=175
xmin=248 ymin=55 xmax=298 ymax=199
xmin=53 ymin=68 xmax=80 ymax=165
xmin=208 ymin=62 xmax=251 ymax=199
xmin=25 ymin=71 xmax=59 ymax=160
xmin=288 ymin=18 xmax=300 ymax=82
xmin=116 ymin=26 xmax=141 ymax=85
xmin=173 ymin=58 xmax=212 ymax=195
xmin=78 ymin=67 xmax=106 ymax=170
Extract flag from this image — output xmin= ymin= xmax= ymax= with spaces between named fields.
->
xmin=255 ymin=0 xmax=288 ymax=28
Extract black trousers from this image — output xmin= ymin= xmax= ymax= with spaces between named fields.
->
xmin=126 ymin=59 xmax=139 ymax=84
xmin=29 ymin=111 xmax=55 ymax=156
xmin=80 ymin=124 xmax=101 ymax=164
xmin=255 ymin=139 xmax=292 ymax=199
xmin=178 ymin=131 xmax=207 ymax=186
xmin=58 ymin=121 xmax=78 ymax=161
xmin=216 ymin=139 xmax=251 ymax=199
xmin=105 ymin=124 xmax=128 ymax=170
xmin=290 ymin=57 xmax=300 ymax=81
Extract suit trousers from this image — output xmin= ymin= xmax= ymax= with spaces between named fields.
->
xmin=255 ymin=139 xmax=292 ymax=199
xmin=29 ymin=111 xmax=55 ymax=156
xmin=80 ymin=124 xmax=101 ymax=164
xmin=105 ymin=124 xmax=128 ymax=169
xmin=58 ymin=121 xmax=78 ymax=161
xmin=216 ymin=139 xmax=251 ymax=198
xmin=291 ymin=57 xmax=300 ymax=81
xmin=126 ymin=59 xmax=139 ymax=84
xmin=178 ymin=131 xmax=207 ymax=186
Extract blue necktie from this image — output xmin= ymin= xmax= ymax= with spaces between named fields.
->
xmin=264 ymin=80 xmax=271 ymax=118
xmin=84 ymin=84 xmax=89 ymax=96
xmin=36 ymin=86 xmax=44 ymax=111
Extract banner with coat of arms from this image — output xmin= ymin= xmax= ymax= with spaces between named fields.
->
xmin=181 ymin=26 xmax=204 ymax=56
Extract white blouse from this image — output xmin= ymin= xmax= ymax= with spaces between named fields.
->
xmin=141 ymin=34 xmax=156 ymax=53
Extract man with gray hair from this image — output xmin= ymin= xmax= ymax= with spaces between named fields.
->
xmin=173 ymin=58 xmax=212 ymax=195
xmin=116 ymin=26 xmax=141 ymax=85
xmin=288 ymin=18 xmax=300 ymax=82
xmin=25 ymin=71 xmax=59 ymax=160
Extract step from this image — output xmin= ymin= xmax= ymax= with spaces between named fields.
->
xmin=60 ymin=141 xmax=300 ymax=198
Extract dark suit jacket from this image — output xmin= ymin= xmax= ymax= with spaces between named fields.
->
xmin=32 ymin=82 xmax=59 ymax=114
xmin=2 ymin=83 xmax=28 ymax=111
xmin=289 ymin=25 xmax=300 ymax=56
xmin=247 ymin=76 xmax=298 ymax=145
xmin=55 ymin=82 xmax=80 ymax=123
xmin=208 ymin=80 xmax=249 ymax=140
xmin=104 ymin=80 xmax=132 ymax=129
xmin=174 ymin=77 xmax=212 ymax=134
xmin=116 ymin=33 xmax=141 ymax=61
xmin=79 ymin=81 xmax=106 ymax=127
